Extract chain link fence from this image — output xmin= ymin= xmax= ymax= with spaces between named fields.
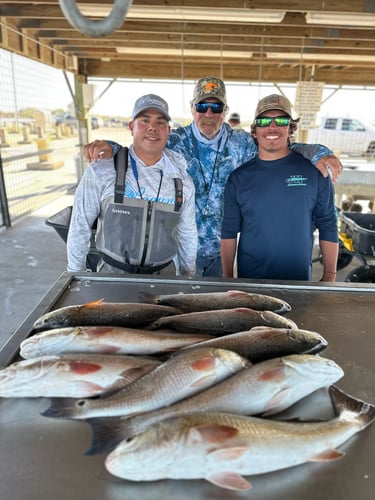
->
xmin=0 ymin=49 xmax=80 ymax=226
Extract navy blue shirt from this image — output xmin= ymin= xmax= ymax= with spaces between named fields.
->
xmin=221 ymin=151 xmax=338 ymax=280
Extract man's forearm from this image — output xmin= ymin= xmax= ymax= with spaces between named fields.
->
xmin=220 ymin=238 xmax=237 ymax=278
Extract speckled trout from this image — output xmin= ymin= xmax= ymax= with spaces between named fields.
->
xmin=140 ymin=290 xmax=291 ymax=314
xmin=42 ymin=347 xmax=250 ymax=419
xmin=150 ymin=308 xmax=298 ymax=334
xmin=0 ymin=354 xmax=161 ymax=398
xmin=105 ymin=386 xmax=375 ymax=491
xmin=86 ymin=354 xmax=343 ymax=454
xmin=20 ymin=326 xmax=213 ymax=358
xmin=32 ymin=300 xmax=178 ymax=331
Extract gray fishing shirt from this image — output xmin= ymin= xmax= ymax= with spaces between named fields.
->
xmin=67 ymin=146 xmax=197 ymax=275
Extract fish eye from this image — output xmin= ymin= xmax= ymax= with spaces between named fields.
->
xmin=77 ymin=400 xmax=86 ymax=407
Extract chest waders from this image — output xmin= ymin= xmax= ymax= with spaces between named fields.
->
xmin=96 ymin=147 xmax=183 ymax=274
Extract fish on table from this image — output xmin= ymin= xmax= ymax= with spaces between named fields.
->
xmin=149 ymin=308 xmax=298 ymax=334
xmin=104 ymin=386 xmax=375 ymax=492
xmin=42 ymin=347 xmax=250 ymax=419
xmin=86 ymin=353 xmax=343 ymax=454
xmin=181 ymin=326 xmax=328 ymax=361
xmin=140 ymin=290 xmax=292 ymax=314
xmin=0 ymin=354 xmax=161 ymax=398
xmin=19 ymin=326 xmax=213 ymax=358
xmin=32 ymin=299 xmax=178 ymax=332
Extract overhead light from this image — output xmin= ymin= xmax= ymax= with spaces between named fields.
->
xmin=306 ymin=12 xmax=375 ymax=27
xmin=78 ymin=4 xmax=285 ymax=23
xmin=267 ymin=52 xmax=375 ymax=63
xmin=116 ymin=47 xmax=253 ymax=58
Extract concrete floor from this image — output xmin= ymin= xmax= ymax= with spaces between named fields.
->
xmin=0 ymin=195 xmax=365 ymax=352
xmin=0 ymin=195 xmax=74 ymax=350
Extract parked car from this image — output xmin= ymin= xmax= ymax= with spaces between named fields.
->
xmin=91 ymin=116 xmax=103 ymax=129
xmin=53 ymin=113 xmax=77 ymax=127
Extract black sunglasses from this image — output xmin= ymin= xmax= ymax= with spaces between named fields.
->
xmin=255 ymin=116 xmax=291 ymax=127
xmin=195 ymin=102 xmax=225 ymax=114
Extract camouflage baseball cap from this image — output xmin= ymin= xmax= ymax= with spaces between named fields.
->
xmin=254 ymin=94 xmax=293 ymax=118
xmin=192 ymin=76 xmax=227 ymax=105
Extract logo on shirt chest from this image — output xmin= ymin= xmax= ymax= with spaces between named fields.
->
xmin=285 ymin=174 xmax=308 ymax=187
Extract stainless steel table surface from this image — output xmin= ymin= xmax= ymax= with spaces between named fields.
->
xmin=0 ymin=273 xmax=374 ymax=500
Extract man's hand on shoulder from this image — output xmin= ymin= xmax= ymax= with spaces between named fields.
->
xmin=84 ymin=140 xmax=113 ymax=162
xmin=315 ymin=155 xmax=343 ymax=182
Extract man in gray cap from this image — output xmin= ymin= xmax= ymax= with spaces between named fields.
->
xmin=67 ymin=94 xmax=197 ymax=276
xmin=83 ymin=78 xmax=343 ymax=277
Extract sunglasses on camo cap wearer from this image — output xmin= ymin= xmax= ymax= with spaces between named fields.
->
xmin=195 ymin=102 xmax=225 ymax=114
xmin=255 ymin=116 xmax=291 ymax=127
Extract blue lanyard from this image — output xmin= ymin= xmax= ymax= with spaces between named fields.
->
xmin=129 ymin=154 xmax=163 ymax=202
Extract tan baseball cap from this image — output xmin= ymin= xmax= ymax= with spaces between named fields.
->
xmin=192 ymin=76 xmax=227 ymax=105
xmin=255 ymin=94 xmax=293 ymax=118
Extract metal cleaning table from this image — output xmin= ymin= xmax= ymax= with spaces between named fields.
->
xmin=0 ymin=273 xmax=374 ymax=500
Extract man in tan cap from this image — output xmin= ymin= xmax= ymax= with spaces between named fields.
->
xmin=83 ymin=78 xmax=343 ymax=277
xmin=221 ymin=93 xmax=339 ymax=282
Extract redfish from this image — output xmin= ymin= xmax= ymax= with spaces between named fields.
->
xmin=150 ymin=308 xmax=298 ymax=334
xmin=182 ymin=326 xmax=327 ymax=361
xmin=42 ymin=347 xmax=250 ymax=419
xmin=0 ymin=354 xmax=160 ymax=398
xmin=32 ymin=300 xmax=178 ymax=331
xmin=20 ymin=326 xmax=213 ymax=358
xmin=86 ymin=354 xmax=343 ymax=455
xmin=105 ymin=386 xmax=375 ymax=491
xmin=140 ymin=290 xmax=291 ymax=314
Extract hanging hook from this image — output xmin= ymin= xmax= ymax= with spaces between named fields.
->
xmin=58 ymin=0 xmax=133 ymax=37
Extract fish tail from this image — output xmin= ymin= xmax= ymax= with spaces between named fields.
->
xmin=329 ymin=385 xmax=375 ymax=429
xmin=85 ymin=417 xmax=134 ymax=455
xmin=138 ymin=291 xmax=158 ymax=304
xmin=41 ymin=397 xmax=88 ymax=420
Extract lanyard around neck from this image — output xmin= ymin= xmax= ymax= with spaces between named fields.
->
xmin=130 ymin=154 xmax=163 ymax=202
xmin=192 ymin=135 xmax=222 ymax=196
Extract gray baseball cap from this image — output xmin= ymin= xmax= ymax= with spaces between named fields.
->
xmin=131 ymin=94 xmax=171 ymax=121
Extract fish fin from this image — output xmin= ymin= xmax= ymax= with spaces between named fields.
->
xmin=191 ymin=356 xmax=216 ymax=371
xmin=191 ymin=375 xmax=217 ymax=388
xmin=249 ymin=326 xmax=271 ymax=331
xmin=191 ymin=424 xmax=239 ymax=443
xmin=69 ymin=381 xmax=104 ymax=396
xmin=138 ymin=292 xmax=158 ymax=304
xmin=41 ymin=397 xmax=88 ymax=419
xmin=261 ymin=388 xmax=293 ymax=416
xmin=258 ymin=366 xmax=286 ymax=383
xmin=310 ymin=449 xmax=345 ymax=461
xmin=209 ymin=446 xmax=251 ymax=460
xmin=83 ymin=299 xmax=105 ymax=308
xmin=85 ymin=416 xmax=132 ymax=455
xmin=68 ymin=361 xmax=102 ymax=375
xmin=226 ymin=290 xmax=248 ymax=297
xmin=206 ymin=471 xmax=252 ymax=491
xmin=99 ymin=366 xmax=157 ymax=398
xmin=90 ymin=345 xmax=122 ymax=354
